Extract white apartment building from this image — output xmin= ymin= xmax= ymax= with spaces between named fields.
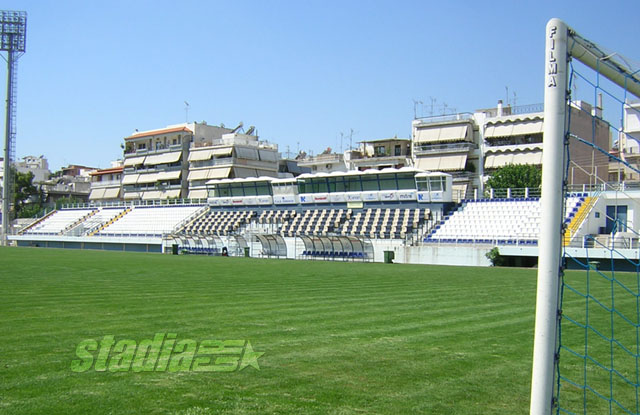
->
xmin=121 ymin=122 xmax=280 ymax=201
xmin=345 ymin=138 xmax=411 ymax=171
xmin=412 ymin=100 xmax=610 ymax=201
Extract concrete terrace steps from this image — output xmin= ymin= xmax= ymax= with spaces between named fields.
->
xmin=89 ymin=207 xmax=132 ymax=236
xmin=425 ymin=195 xmax=586 ymax=245
xmin=563 ymin=195 xmax=597 ymax=246
xmin=18 ymin=209 xmax=57 ymax=234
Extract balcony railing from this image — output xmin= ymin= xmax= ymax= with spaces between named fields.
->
xmin=90 ymin=180 xmax=121 ymax=187
xmin=413 ymin=142 xmax=476 ymax=154
xmin=414 ymin=112 xmax=473 ymax=125
xmin=125 ymin=143 xmax=183 ymax=155
xmin=298 ymin=154 xmax=344 ymax=165
xmin=480 ymin=103 xmax=544 ymax=117
xmin=60 ymin=198 xmax=208 ymax=210
xmin=190 ymin=157 xmax=233 ymax=168
xmin=191 ymin=138 xmax=278 ymax=150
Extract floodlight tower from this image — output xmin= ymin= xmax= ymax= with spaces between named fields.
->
xmin=1 ymin=11 xmax=26 ymax=246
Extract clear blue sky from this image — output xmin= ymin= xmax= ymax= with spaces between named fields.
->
xmin=1 ymin=0 xmax=639 ymax=170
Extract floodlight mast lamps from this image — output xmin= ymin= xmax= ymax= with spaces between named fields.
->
xmin=1 ymin=10 xmax=26 ymax=246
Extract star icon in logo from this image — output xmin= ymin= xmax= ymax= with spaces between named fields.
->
xmin=239 ymin=341 xmax=264 ymax=371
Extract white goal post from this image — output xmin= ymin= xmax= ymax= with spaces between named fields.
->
xmin=530 ymin=18 xmax=640 ymax=415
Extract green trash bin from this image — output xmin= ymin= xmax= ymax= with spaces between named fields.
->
xmin=244 ymin=247 xmax=250 ymax=257
xmin=172 ymin=244 xmax=178 ymax=255
xmin=384 ymin=250 xmax=395 ymax=263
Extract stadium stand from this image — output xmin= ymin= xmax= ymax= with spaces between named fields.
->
xmin=96 ymin=205 xmax=204 ymax=237
xmin=340 ymin=207 xmax=433 ymax=239
xmin=175 ymin=207 xmax=435 ymax=241
xmin=64 ymin=207 xmax=126 ymax=236
xmin=182 ymin=209 xmax=257 ymax=235
xmin=424 ymin=194 xmax=587 ymax=244
xmin=21 ymin=208 xmax=96 ymax=235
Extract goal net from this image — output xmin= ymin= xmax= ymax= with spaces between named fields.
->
xmin=531 ymin=19 xmax=640 ymax=415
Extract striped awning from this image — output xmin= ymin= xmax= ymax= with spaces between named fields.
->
xmin=123 ymin=156 xmax=146 ymax=167
xmin=136 ymin=173 xmax=159 ymax=184
xmin=188 ymin=189 xmax=209 ymax=199
xmin=415 ymin=154 xmax=467 ymax=171
xmin=484 ymin=120 xmax=543 ymax=138
xmin=103 ymin=188 xmax=121 ymax=199
xmin=414 ymin=124 xmax=469 ymax=143
xmin=144 ymin=151 xmax=181 ymax=166
xmin=188 ymin=149 xmax=214 ymax=162
xmin=121 ymin=174 xmax=139 ymax=185
xmin=155 ymin=170 xmax=181 ymax=181
xmin=89 ymin=188 xmax=106 ymax=199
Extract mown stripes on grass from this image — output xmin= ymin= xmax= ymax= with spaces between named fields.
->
xmin=0 ymin=247 xmax=536 ymax=414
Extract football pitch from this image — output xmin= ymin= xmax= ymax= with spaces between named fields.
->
xmin=0 ymin=247 xmax=537 ymax=414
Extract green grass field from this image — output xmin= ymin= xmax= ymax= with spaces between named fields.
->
xmin=0 ymin=247 xmax=539 ymax=414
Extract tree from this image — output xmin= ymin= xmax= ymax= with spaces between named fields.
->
xmin=485 ymin=164 xmax=542 ymax=191
xmin=12 ymin=169 xmax=44 ymax=218
xmin=55 ymin=196 xmax=83 ymax=210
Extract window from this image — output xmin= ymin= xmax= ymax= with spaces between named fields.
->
xmin=429 ymin=176 xmax=446 ymax=192
xmin=379 ymin=175 xmax=397 ymax=190
xmin=375 ymin=145 xmax=386 ymax=156
xmin=328 ymin=177 xmax=347 ymax=193
xmin=137 ymin=143 xmax=146 ymax=150
xmin=416 ymin=178 xmax=429 ymax=192
xmin=243 ymin=185 xmax=257 ymax=196
xmin=605 ymin=205 xmax=628 ymax=233
xmin=361 ymin=176 xmax=378 ymax=191
xmin=346 ymin=177 xmax=362 ymax=192
xmin=255 ymin=182 xmax=272 ymax=196
xmin=310 ymin=178 xmax=328 ymax=193
xmin=394 ymin=145 xmax=402 ymax=156
xmin=396 ymin=173 xmax=415 ymax=189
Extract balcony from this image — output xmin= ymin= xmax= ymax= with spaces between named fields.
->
xmin=90 ymin=179 xmax=121 ymax=188
xmin=413 ymin=142 xmax=476 ymax=155
xmin=125 ymin=143 xmax=183 ymax=155
xmin=191 ymin=138 xmax=278 ymax=150
xmin=413 ymin=113 xmax=473 ymax=125
xmin=480 ymin=103 xmax=544 ymax=118
xmin=123 ymin=164 xmax=183 ymax=174
xmin=298 ymin=153 xmax=344 ymax=166
xmin=190 ymin=157 xmax=233 ymax=168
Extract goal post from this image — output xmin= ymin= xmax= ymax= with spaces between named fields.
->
xmin=530 ymin=18 xmax=570 ymax=415
xmin=531 ymin=18 xmax=640 ymax=415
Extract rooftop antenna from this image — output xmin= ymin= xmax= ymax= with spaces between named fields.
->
xmin=348 ymin=128 xmax=356 ymax=150
xmin=513 ymin=91 xmax=517 ymax=108
xmin=505 ymin=86 xmax=509 ymax=106
xmin=429 ymin=96 xmax=437 ymax=116
xmin=412 ymin=99 xmax=423 ymax=119
xmin=184 ymin=101 xmax=189 ymax=123
xmin=1 ymin=10 xmax=27 ymax=246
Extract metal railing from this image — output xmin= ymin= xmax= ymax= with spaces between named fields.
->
xmin=413 ymin=142 xmax=476 ymax=154
xmin=414 ymin=113 xmax=473 ymax=124
xmin=60 ymin=198 xmax=208 ymax=210
xmin=482 ymin=187 xmax=542 ymax=199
